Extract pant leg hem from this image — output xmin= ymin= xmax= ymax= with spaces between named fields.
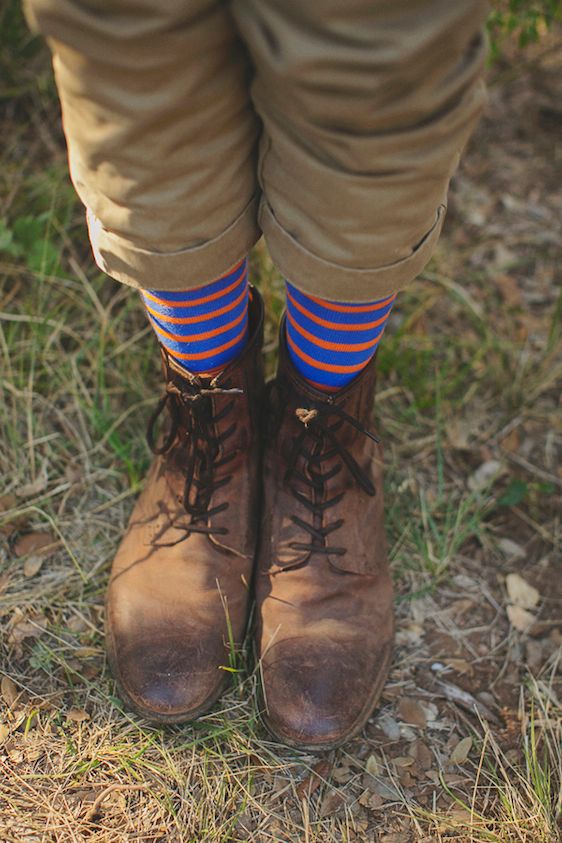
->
xmin=87 ymin=192 xmax=262 ymax=290
xmin=260 ymin=200 xmax=446 ymax=302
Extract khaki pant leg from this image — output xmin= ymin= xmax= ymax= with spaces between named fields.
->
xmin=24 ymin=0 xmax=261 ymax=290
xmin=232 ymin=0 xmax=489 ymax=301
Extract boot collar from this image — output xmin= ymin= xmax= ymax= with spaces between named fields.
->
xmin=275 ymin=312 xmax=378 ymax=419
xmin=159 ymin=285 xmax=264 ymax=389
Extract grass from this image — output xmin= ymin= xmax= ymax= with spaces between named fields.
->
xmin=417 ymin=675 xmax=562 ymax=842
xmin=1 ymin=3 xmax=561 ymax=841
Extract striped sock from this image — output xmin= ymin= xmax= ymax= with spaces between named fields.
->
xmin=141 ymin=258 xmax=249 ymax=376
xmin=285 ymin=282 xmax=396 ymax=392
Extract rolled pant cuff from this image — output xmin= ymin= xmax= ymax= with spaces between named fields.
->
xmin=87 ymin=193 xmax=262 ymax=291
xmin=260 ymin=200 xmax=447 ymax=302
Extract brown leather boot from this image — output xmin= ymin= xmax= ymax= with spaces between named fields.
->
xmin=255 ymin=322 xmax=394 ymax=749
xmin=105 ymin=288 xmax=264 ymax=722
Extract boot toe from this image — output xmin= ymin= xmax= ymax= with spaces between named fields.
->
xmin=110 ymin=634 xmax=228 ymax=722
xmin=260 ymin=639 xmax=391 ymax=749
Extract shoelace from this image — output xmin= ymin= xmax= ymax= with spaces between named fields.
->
xmin=146 ymin=377 xmax=243 ymax=543
xmin=284 ymin=399 xmax=380 ymax=558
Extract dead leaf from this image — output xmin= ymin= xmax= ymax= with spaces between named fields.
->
xmin=0 ymin=494 xmax=17 ymax=512
xmin=365 ymin=754 xmax=381 ymax=777
xmin=446 ymin=419 xmax=471 ymax=451
xmin=332 ymin=762 xmax=354 ymax=784
xmin=468 ymin=460 xmax=504 ymax=491
xmin=24 ymin=744 xmax=43 ymax=762
xmin=1 ymin=676 xmax=19 ymax=707
xmin=370 ymin=780 xmax=400 ymax=802
xmin=499 ymin=427 xmax=520 ymax=453
xmin=449 ymin=597 xmax=475 ymax=618
xmin=444 ymin=658 xmax=474 ymax=676
xmin=296 ymin=759 xmax=331 ymax=799
xmin=67 ymin=707 xmax=90 ymax=723
xmin=79 ymin=664 xmax=101 ymax=682
xmin=392 ymin=756 xmax=415 ymax=768
xmin=235 ymin=812 xmax=254 ymax=834
xmin=73 ymin=788 xmax=97 ymax=806
xmin=395 ymin=623 xmax=424 ymax=647
xmin=73 ymin=646 xmax=100 ymax=658
xmin=358 ymin=789 xmax=372 ymax=807
xmin=398 ymin=698 xmax=427 ymax=728
xmin=398 ymin=769 xmax=414 ymax=787
xmin=506 ymin=573 xmax=540 ymax=609
xmin=0 ymin=573 xmax=11 ymax=596
xmin=359 ymin=789 xmax=384 ymax=811
xmin=318 ymin=789 xmax=346 ymax=818
xmin=65 ymin=463 xmax=83 ymax=484
xmin=23 ymin=555 xmax=44 ymax=578
xmin=368 ymin=792 xmax=384 ymax=811
xmin=0 ymin=724 xmax=10 ymax=744
xmin=66 ymin=615 xmax=89 ymax=633
xmin=353 ymin=818 xmax=369 ymax=838
xmin=450 ymin=736 xmax=472 ymax=765
xmin=15 ymin=470 xmax=48 ymax=498
xmin=6 ymin=743 xmax=24 ymax=763
xmin=525 ymin=639 xmax=544 ymax=671
xmin=13 ymin=531 xmax=56 ymax=559
xmin=437 ymin=807 xmax=476 ymax=831
xmin=410 ymin=740 xmax=433 ymax=771
xmin=8 ymin=614 xmax=48 ymax=647
xmin=0 ymin=494 xmax=28 ymax=535
xmin=507 ymin=605 xmax=535 ymax=633
xmin=495 ymin=273 xmax=523 ymax=308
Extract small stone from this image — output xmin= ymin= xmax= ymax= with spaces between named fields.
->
xmin=378 ymin=713 xmax=401 ymax=740
xmin=499 ymin=539 xmax=526 ymax=559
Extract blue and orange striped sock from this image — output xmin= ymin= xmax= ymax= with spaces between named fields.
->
xmin=285 ymin=282 xmax=396 ymax=392
xmin=141 ymin=258 xmax=249 ymax=376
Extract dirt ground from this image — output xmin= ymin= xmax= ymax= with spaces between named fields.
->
xmin=0 ymin=11 xmax=561 ymax=843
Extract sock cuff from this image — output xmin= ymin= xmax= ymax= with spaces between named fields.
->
xmin=142 ymin=259 xmax=250 ymax=374
xmin=285 ymin=282 xmax=395 ymax=391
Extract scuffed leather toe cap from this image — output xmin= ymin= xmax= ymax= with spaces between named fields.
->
xmin=260 ymin=639 xmax=392 ymax=749
xmin=107 ymin=632 xmax=229 ymax=723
